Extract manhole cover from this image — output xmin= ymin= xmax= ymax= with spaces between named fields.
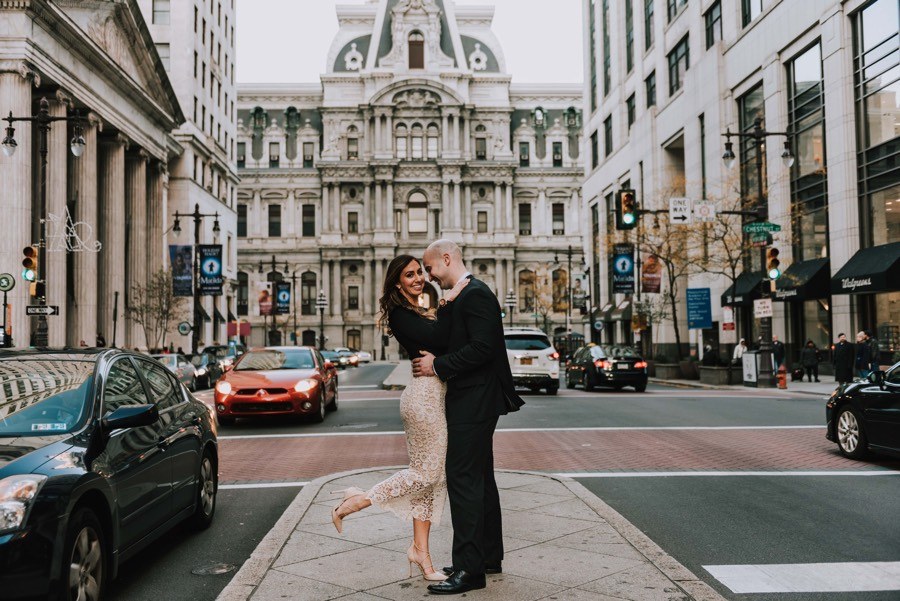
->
xmin=192 ymin=563 xmax=236 ymax=576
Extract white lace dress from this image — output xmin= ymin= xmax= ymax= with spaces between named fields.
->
xmin=366 ymin=374 xmax=448 ymax=525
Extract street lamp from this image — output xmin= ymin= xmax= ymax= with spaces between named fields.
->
xmin=171 ymin=203 xmax=221 ymax=354
xmin=2 ymin=97 xmax=88 ymax=346
xmin=504 ymin=289 xmax=516 ymax=328
xmin=285 ymin=263 xmax=303 ymax=346
xmin=721 ymin=116 xmax=794 ymax=388
xmin=316 ymin=288 xmax=328 ymax=350
xmin=256 ymin=254 xmax=281 ymax=345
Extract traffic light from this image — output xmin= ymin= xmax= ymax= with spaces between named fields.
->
xmin=615 ymin=189 xmax=638 ymax=230
xmin=22 ymin=245 xmax=38 ymax=283
xmin=766 ymin=247 xmax=781 ymax=280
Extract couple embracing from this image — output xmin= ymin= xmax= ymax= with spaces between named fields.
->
xmin=330 ymin=239 xmax=524 ymax=595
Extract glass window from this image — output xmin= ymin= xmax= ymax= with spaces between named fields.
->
xmin=668 ymin=35 xmax=689 ymax=95
xmin=477 ymin=211 xmax=488 ymax=233
xmin=104 ymin=359 xmax=149 ymax=415
xmin=397 ymin=135 xmax=408 ymax=159
xmin=156 ymin=43 xmax=170 ymax=70
xmin=268 ymin=204 xmax=281 ymax=237
xmin=411 ymin=124 xmax=424 ymax=159
xmin=853 ymin=0 xmax=900 ymax=150
xmin=302 ymin=205 xmax=315 ymax=237
xmin=409 ymin=192 xmax=428 ymax=233
xmin=152 ymin=0 xmax=170 ymax=24
xmin=625 ymin=0 xmax=634 ymax=73
xmin=589 ymin=0 xmax=598 ymax=111
xmin=667 ymin=0 xmax=687 ymax=22
xmin=301 ymin=272 xmax=316 ymax=315
xmin=602 ymin=0 xmax=611 ymax=96
xmin=427 ymin=135 xmax=438 ymax=159
xmin=519 ymin=141 xmax=530 ymax=167
xmin=553 ymin=269 xmax=568 ymax=311
xmin=868 ymin=183 xmax=900 ymax=246
xmin=646 ymin=71 xmax=657 ymax=107
xmin=269 ymin=142 xmax=280 ymax=167
xmin=553 ymin=142 xmax=563 ymax=167
xmin=237 ymin=203 xmax=247 ymax=237
xmin=742 ymin=0 xmax=763 ymax=27
xmin=553 ymin=203 xmax=565 ymax=234
xmin=518 ymin=203 xmax=532 ymax=236
xmin=604 ymin=116 xmax=613 ymax=156
xmin=705 ymin=1 xmax=722 ymax=49
xmin=237 ymin=142 xmax=245 ymax=168
xmin=136 ymin=360 xmax=182 ymax=411
xmin=504 ymin=333 xmax=551 ymax=350
xmin=0 ymin=360 xmax=94 ymax=435
xmin=518 ymin=270 xmax=535 ymax=312
xmin=409 ymin=31 xmax=425 ymax=69
xmin=644 ymin=0 xmax=655 ymax=50
xmin=626 ymin=94 xmax=636 ymax=127
xmin=347 ymin=137 xmax=359 ymax=160
xmin=237 ymin=271 xmax=248 ymax=316
xmin=475 ymin=137 xmax=487 ymax=160
xmin=348 ymin=211 xmax=358 ymax=234
xmin=591 ymin=131 xmax=599 ymax=169
xmin=303 ymin=142 xmax=314 ymax=168
xmin=348 ymin=286 xmax=359 ymax=310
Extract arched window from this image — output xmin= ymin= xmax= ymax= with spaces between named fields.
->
xmin=518 ymin=270 xmax=535 ymax=313
xmin=552 ymin=268 xmax=568 ymax=311
xmin=409 ymin=31 xmax=425 ymax=69
xmin=395 ymin=123 xmax=408 ymax=159
xmin=346 ymin=125 xmax=359 ymax=160
xmin=426 ymin=123 xmax=440 ymax=159
xmin=411 ymin=123 xmax=424 ymax=159
xmin=237 ymin=271 xmax=249 ymax=316
xmin=475 ymin=124 xmax=487 ymax=160
xmin=408 ymin=191 xmax=428 ymax=233
xmin=301 ymin=271 xmax=316 ymax=315
xmin=533 ymin=107 xmax=546 ymax=128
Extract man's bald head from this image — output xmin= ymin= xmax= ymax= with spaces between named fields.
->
xmin=423 ymin=239 xmax=466 ymax=290
xmin=426 ymin=239 xmax=463 ymax=262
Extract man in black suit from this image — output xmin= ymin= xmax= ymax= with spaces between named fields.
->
xmin=413 ymin=240 xmax=524 ymax=595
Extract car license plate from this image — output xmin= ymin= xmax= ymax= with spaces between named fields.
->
xmin=520 ymin=357 xmax=533 ymax=365
xmin=616 ymin=364 xmax=629 ymax=370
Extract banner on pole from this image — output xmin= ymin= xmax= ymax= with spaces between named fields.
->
xmin=275 ymin=282 xmax=291 ymax=315
xmin=612 ymin=243 xmax=635 ymax=294
xmin=198 ymin=245 xmax=224 ymax=296
xmin=168 ymin=245 xmax=193 ymax=297
xmin=641 ymin=253 xmax=662 ymax=293
xmin=256 ymin=281 xmax=273 ymax=316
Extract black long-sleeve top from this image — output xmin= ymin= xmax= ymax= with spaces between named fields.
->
xmin=388 ymin=305 xmax=451 ymax=359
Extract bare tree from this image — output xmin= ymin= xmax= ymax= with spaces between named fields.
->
xmin=126 ymin=269 xmax=188 ymax=351
xmin=634 ymin=295 xmax=671 ymax=360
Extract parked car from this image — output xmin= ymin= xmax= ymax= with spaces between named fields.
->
xmin=565 ymin=343 xmax=648 ymax=392
xmin=202 ymin=343 xmax=246 ymax=368
xmin=334 ymin=347 xmax=360 ymax=368
xmin=152 ymin=353 xmax=197 ymax=391
xmin=0 ymin=349 xmax=218 ymax=600
xmin=213 ymin=347 xmax=338 ymax=425
xmin=356 ymin=350 xmax=373 ymax=363
xmin=826 ymin=362 xmax=900 ymax=459
xmin=190 ymin=352 xmax=224 ymax=389
xmin=321 ymin=349 xmax=343 ymax=368
xmin=504 ymin=328 xmax=560 ymax=395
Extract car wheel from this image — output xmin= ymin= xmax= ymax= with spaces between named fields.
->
xmin=546 ymin=385 xmax=559 ymax=395
xmin=217 ymin=416 xmax=235 ymax=427
xmin=585 ymin=371 xmax=596 ymax=392
xmin=634 ymin=383 xmax=647 ymax=392
xmin=326 ymin=386 xmax=338 ymax=412
xmin=189 ymin=450 xmax=217 ymax=530
xmin=311 ymin=391 xmax=327 ymax=423
xmin=836 ymin=406 xmax=868 ymax=459
xmin=61 ymin=507 xmax=106 ymax=601
xmin=613 ymin=385 xmax=623 ymax=391
xmin=565 ymin=373 xmax=575 ymax=389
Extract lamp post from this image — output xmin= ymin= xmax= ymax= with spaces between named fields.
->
xmin=504 ymin=288 xmax=516 ymax=329
xmin=286 ymin=263 xmax=302 ymax=346
xmin=256 ymin=254 xmax=280 ymax=345
xmin=172 ymin=203 xmax=221 ymax=354
xmin=721 ymin=116 xmax=794 ymax=388
xmin=316 ymin=288 xmax=328 ymax=350
xmin=3 ymin=97 xmax=87 ymax=346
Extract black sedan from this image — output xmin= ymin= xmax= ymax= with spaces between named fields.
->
xmin=565 ymin=343 xmax=648 ymax=392
xmin=826 ymin=362 xmax=900 ymax=459
xmin=190 ymin=351 xmax=223 ymax=389
xmin=0 ymin=349 xmax=218 ymax=601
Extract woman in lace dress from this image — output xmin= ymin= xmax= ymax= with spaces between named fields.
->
xmin=331 ymin=254 xmax=467 ymax=581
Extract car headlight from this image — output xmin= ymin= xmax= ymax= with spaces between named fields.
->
xmin=294 ymin=379 xmax=316 ymax=393
xmin=196 ymin=368 xmax=207 ymax=376
xmin=215 ymin=381 xmax=232 ymax=395
xmin=0 ymin=475 xmax=47 ymax=534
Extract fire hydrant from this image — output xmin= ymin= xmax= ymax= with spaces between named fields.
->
xmin=777 ymin=364 xmax=788 ymax=389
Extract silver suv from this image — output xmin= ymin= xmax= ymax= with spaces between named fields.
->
xmin=504 ymin=328 xmax=560 ymax=395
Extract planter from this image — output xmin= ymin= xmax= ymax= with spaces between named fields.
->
xmin=654 ymin=363 xmax=681 ymax=380
xmin=679 ymin=360 xmax=700 ymax=380
xmin=700 ymin=366 xmax=735 ymax=386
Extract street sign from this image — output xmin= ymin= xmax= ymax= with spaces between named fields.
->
xmin=0 ymin=274 xmax=14 ymax=292
xmin=750 ymin=232 xmax=772 ymax=247
xmin=177 ymin=321 xmax=192 ymax=336
xmin=593 ymin=320 xmax=604 ymax=332
xmin=694 ymin=201 xmax=716 ymax=223
xmin=754 ymin=298 xmax=773 ymax=319
xmin=26 ymin=305 xmax=58 ymax=316
xmin=669 ymin=197 xmax=693 ymax=224
xmin=743 ymin=221 xmax=782 ymax=233
xmin=686 ymin=288 xmax=713 ymax=330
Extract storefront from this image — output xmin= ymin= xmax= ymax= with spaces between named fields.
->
xmin=775 ymin=258 xmax=831 ymax=365
xmin=611 ymin=299 xmax=633 ymax=347
xmin=721 ymin=271 xmax=764 ymax=347
xmin=831 ymin=242 xmax=900 ymax=366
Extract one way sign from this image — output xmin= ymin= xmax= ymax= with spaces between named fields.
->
xmin=26 ymin=305 xmax=59 ymax=316
xmin=669 ymin=197 xmax=693 ymax=225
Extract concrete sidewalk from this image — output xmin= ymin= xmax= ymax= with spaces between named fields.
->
xmin=217 ymin=468 xmax=725 ymax=601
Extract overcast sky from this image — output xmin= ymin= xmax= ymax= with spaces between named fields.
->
xmin=236 ymin=0 xmax=583 ymax=85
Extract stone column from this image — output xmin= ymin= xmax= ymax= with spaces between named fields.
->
xmin=442 ymin=114 xmax=450 ymax=152
xmin=47 ymin=93 xmax=70 ymax=346
xmin=464 ymin=183 xmax=473 ymax=230
xmin=331 ymin=260 xmax=341 ymax=316
xmin=322 ymin=184 xmax=331 ymax=233
xmin=385 ymin=114 xmax=393 ymax=150
xmin=321 ymin=261 xmax=330 ymax=316
xmin=374 ymin=182 xmax=383 ymax=229
xmin=363 ymin=183 xmax=371 ymax=232
xmin=463 ymin=115 xmax=471 ymax=158
xmin=67 ymin=114 xmax=100 ymax=348
xmin=147 ymin=161 xmax=166 ymax=277
xmin=537 ymin=187 xmax=548 ymax=236
xmin=332 ymin=185 xmax=341 ymax=232
xmin=364 ymin=259 xmax=373 ymax=315
xmin=97 ymin=134 xmax=128 ymax=347
xmin=125 ymin=149 xmax=148 ymax=348
xmin=0 ymin=66 xmax=35 ymax=347
xmin=505 ymin=182 xmax=514 ymax=230
xmin=453 ymin=182 xmax=462 ymax=229
xmin=442 ymin=182 xmax=450 ymax=231
xmin=494 ymin=185 xmax=502 ymax=232
xmin=374 ymin=115 xmax=381 ymax=153
xmin=385 ymin=182 xmax=394 ymax=231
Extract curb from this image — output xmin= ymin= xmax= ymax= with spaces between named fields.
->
xmin=215 ymin=467 xmax=726 ymax=601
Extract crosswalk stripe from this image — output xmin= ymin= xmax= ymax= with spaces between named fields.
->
xmin=561 ymin=470 xmax=900 ymax=478
xmin=703 ymin=562 xmax=900 ymax=593
xmin=219 ymin=482 xmax=308 ymax=490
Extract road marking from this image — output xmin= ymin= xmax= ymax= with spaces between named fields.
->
xmin=340 ymin=385 xmax=381 ymax=389
xmin=703 ymin=562 xmax=900 ymax=593
xmin=561 ymin=470 xmax=900 ymax=478
xmin=218 ymin=425 xmax=823 ymax=440
xmin=219 ymin=481 xmax=309 ymax=490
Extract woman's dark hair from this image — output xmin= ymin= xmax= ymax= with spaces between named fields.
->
xmin=378 ymin=255 xmax=432 ymax=331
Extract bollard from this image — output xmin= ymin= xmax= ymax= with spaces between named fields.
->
xmin=777 ymin=364 xmax=788 ymax=389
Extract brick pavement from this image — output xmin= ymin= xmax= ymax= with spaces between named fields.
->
xmin=218 ymin=428 xmax=900 ymax=484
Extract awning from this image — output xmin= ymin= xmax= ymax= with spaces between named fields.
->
xmin=213 ymin=307 xmax=226 ymax=323
xmin=831 ymin=242 xmax=900 ymax=295
xmin=227 ymin=310 xmax=237 ymax=322
xmin=721 ymin=271 xmax=764 ymax=307
xmin=597 ymin=302 xmax=614 ymax=321
xmin=774 ymin=258 xmax=830 ymax=301
xmin=195 ymin=305 xmax=211 ymax=323
xmin=611 ymin=299 xmax=632 ymax=321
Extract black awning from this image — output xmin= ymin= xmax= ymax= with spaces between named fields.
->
xmin=195 ymin=305 xmax=211 ymax=323
xmin=227 ymin=310 xmax=237 ymax=322
xmin=721 ymin=271 xmax=764 ymax=307
xmin=775 ymin=258 xmax=830 ymax=302
xmin=831 ymin=242 xmax=900 ymax=295
xmin=213 ymin=307 xmax=226 ymax=323
xmin=598 ymin=302 xmax=614 ymax=321
xmin=611 ymin=299 xmax=633 ymax=321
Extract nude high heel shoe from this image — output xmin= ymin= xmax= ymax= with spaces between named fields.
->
xmin=330 ymin=487 xmax=365 ymax=533
xmin=408 ymin=543 xmax=448 ymax=581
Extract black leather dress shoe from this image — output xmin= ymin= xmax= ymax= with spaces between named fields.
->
xmin=428 ymin=570 xmax=486 ymax=595
xmin=442 ymin=562 xmax=501 ymax=576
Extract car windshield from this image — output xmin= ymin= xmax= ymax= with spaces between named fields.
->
xmin=190 ymin=355 xmax=210 ymax=367
xmin=599 ymin=345 xmax=639 ymax=359
xmin=235 ymin=350 xmax=315 ymax=371
xmin=154 ymin=355 xmax=177 ymax=367
xmin=0 ymin=358 xmax=95 ymax=436
xmin=505 ymin=335 xmax=551 ymax=351
xmin=321 ymin=352 xmax=338 ymax=360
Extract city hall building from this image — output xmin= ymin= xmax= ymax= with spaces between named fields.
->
xmin=582 ymin=0 xmax=898 ymax=367
xmin=236 ymin=0 xmax=585 ymax=356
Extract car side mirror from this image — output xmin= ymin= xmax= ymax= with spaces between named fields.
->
xmin=870 ymin=370 xmax=886 ymax=389
xmin=324 ymin=361 xmax=335 ymax=370
xmin=102 ymin=404 xmax=159 ymax=431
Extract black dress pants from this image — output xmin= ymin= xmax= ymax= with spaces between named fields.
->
xmin=446 ymin=416 xmax=502 ymax=575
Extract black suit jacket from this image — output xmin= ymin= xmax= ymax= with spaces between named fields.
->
xmin=433 ymin=277 xmax=524 ymax=425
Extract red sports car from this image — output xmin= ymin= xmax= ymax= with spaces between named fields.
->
xmin=213 ymin=346 xmax=338 ymax=425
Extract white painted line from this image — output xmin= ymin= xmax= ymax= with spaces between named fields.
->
xmin=219 ymin=481 xmax=309 ymax=490
xmin=703 ymin=562 xmax=900 ymax=593
xmin=559 ymin=470 xmax=900 ymax=478
xmin=340 ymin=385 xmax=380 ymax=389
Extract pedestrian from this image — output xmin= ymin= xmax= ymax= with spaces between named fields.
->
xmin=799 ymin=340 xmax=821 ymax=382
xmin=95 ymin=332 xmax=106 ymax=347
xmin=772 ymin=335 xmax=786 ymax=370
xmin=833 ymin=333 xmax=854 ymax=384
xmin=866 ymin=330 xmax=880 ymax=373
xmin=177 ymin=346 xmax=185 ymax=355
xmin=732 ymin=338 xmax=747 ymax=364
xmin=702 ymin=344 xmax=718 ymax=366
xmin=854 ymin=331 xmax=871 ymax=378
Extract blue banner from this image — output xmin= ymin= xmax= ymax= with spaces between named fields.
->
xmin=612 ymin=243 xmax=635 ymax=294
xmin=275 ymin=282 xmax=291 ymax=315
xmin=168 ymin=245 xmax=193 ymax=297
xmin=198 ymin=245 xmax=223 ymax=296
xmin=686 ymin=288 xmax=713 ymax=330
